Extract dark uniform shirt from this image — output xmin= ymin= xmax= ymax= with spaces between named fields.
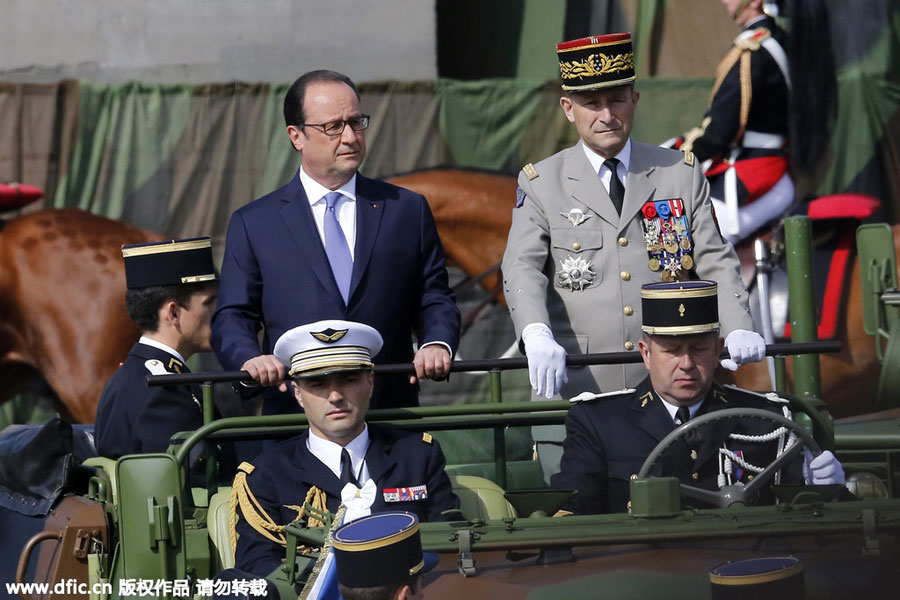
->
xmin=551 ymin=376 xmax=803 ymax=515
xmin=95 ymin=342 xmax=202 ymax=458
xmin=234 ymin=424 xmax=461 ymax=578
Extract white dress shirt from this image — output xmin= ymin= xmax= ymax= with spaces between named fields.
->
xmin=658 ymin=393 xmax=705 ymax=426
xmin=581 ymin=138 xmax=632 ymax=196
xmin=306 ymin=425 xmax=371 ymax=485
xmin=299 ymin=166 xmax=358 ymax=260
xmin=138 ymin=335 xmax=185 ymax=363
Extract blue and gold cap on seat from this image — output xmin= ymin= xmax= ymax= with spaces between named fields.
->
xmin=332 ymin=511 xmax=438 ymax=589
xmin=121 ymin=237 xmax=217 ymax=289
xmin=273 ymin=320 xmax=384 ymax=379
xmin=641 ymin=280 xmax=720 ymax=335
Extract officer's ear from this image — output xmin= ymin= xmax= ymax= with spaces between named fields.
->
xmin=291 ymin=380 xmax=304 ymax=407
xmin=559 ymin=95 xmax=576 ymax=123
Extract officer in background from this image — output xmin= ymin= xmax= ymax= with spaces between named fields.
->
xmin=552 ymin=280 xmax=844 ymax=515
xmin=332 ymin=511 xmax=438 ymax=600
xmin=677 ymin=0 xmax=836 ymax=243
xmin=230 ymin=320 xmax=459 ymax=579
xmin=501 ymin=32 xmax=765 ymax=480
xmin=95 ymin=237 xmax=218 ymax=458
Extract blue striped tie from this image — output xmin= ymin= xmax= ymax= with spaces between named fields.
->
xmin=323 ymin=191 xmax=353 ymax=303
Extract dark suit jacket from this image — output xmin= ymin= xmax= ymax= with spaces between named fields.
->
xmin=551 ymin=376 xmax=804 ymax=515
xmin=234 ymin=425 xmax=460 ymax=577
xmin=211 ymin=172 xmax=460 ymax=411
xmin=95 ymin=343 xmax=202 ymax=458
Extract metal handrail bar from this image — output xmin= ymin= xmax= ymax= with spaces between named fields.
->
xmin=149 ymin=341 xmax=840 ymax=386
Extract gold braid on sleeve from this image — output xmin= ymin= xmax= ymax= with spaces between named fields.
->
xmin=229 ymin=461 xmax=330 ymax=555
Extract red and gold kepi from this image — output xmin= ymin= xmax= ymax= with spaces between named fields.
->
xmin=557 ymin=32 xmax=636 ymax=91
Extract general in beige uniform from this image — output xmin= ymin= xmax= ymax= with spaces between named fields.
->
xmin=501 ymin=32 xmax=763 ymax=481
xmin=503 ymin=139 xmax=753 ymax=395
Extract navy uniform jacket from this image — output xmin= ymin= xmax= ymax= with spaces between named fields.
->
xmin=234 ymin=424 xmax=460 ymax=577
xmin=211 ymin=172 xmax=461 ymax=412
xmin=685 ymin=16 xmax=789 ymax=203
xmin=551 ymin=376 xmax=803 ymax=515
xmin=95 ymin=343 xmax=201 ymax=458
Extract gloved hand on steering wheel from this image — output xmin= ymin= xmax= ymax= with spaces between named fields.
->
xmin=803 ymin=449 xmax=846 ymax=486
xmin=720 ymin=328 xmax=766 ymax=371
xmin=522 ymin=325 xmax=568 ymax=399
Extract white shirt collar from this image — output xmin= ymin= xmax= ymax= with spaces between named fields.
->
xmin=657 ymin=391 xmax=704 ymax=425
xmin=138 ymin=336 xmax=185 ymax=363
xmin=581 ymin=138 xmax=632 ymax=178
xmin=307 ymin=425 xmax=370 ymax=481
xmin=299 ymin=166 xmax=357 ymax=206
xmin=744 ymin=14 xmax=768 ymax=30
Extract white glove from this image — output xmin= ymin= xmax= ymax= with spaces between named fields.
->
xmin=523 ymin=329 xmax=568 ymax=399
xmin=720 ymin=329 xmax=766 ymax=371
xmin=803 ymin=449 xmax=846 ymax=485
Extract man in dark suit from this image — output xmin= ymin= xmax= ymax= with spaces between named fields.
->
xmin=95 ymin=237 xmax=218 ymax=458
xmin=552 ymin=280 xmax=845 ymax=515
xmin=211 ymin=69 xmax=460 ymax=413
xmin=230 ymin=320 xmax=460 ymax=578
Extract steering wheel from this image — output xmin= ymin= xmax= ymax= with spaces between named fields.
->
xmin=637 ymin=407 xmax=821 ymax=508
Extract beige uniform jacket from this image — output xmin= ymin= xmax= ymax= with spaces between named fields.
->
xmin=502 ymin=140 xmax=753 ymax=396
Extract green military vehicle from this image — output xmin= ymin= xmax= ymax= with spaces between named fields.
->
xmin=6 ymin=217 xmax=900 ymax=599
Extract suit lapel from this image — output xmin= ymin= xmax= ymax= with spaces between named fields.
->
xmin=295 ymin=432 xmax=344 ymax=498
xmin=350 ymin=176 xmax=385 ymax=304
xmin=620 ymin=141 xmax=658 ymax=233
xmin=565 ymin=145 xmax=621 ymax=227
xmin=363 ymin=427 xmax=396 ymax=487
xmin=278 ymin=172 xmax=345 ymax=306
xmin=633 ymin=379 xmax=677 ymax=444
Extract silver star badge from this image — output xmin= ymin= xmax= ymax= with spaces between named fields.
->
xmin=558 ymin=255 xmax=596 ymax=291
xmin=561 ymin=208 xmax=591 ymax=226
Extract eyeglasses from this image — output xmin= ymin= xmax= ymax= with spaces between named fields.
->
xmin=301 ymin=115 xmax=370 ymax=136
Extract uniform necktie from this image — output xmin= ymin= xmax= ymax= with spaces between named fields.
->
xmin=340 ymin=448 xmax=359 ymax=488
xmin=677 ymin=405 xmax=703 ymax=449
xmin=603 ymin=158 xmax=625 ymax=215
xmin=323 ymin=191 xmax=353 ymax=303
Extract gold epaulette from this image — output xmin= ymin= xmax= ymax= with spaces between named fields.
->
xmin=735 ymin=27 xmax=771 ymax=51
xmin=523 ymin=163 xmax=539 ymax=180
xmin=682 ymin=149 xmax=695 ymax=167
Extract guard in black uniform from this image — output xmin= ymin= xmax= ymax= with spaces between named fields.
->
xmin=230 ymin=320 xmax=460 ymax=579
xmin=678 ymin=0 xmax=835 ymax=242
xmin=551 ymin=280 xmax=845 ymax=515
xmin=94 ymin=237 xmax=219 ymax=458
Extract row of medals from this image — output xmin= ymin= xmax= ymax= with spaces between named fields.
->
xmin=644 ymin=218 xmax=693 ymax=282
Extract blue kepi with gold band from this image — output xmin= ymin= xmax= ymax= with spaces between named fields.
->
xmin=121 ymin=236 xmax=217 ymax=288
xmin=332 ymin=511 xmax=438 ymax=589
xmin=556 ymin=32 xmax=636 ymax=92
xmin=273 ymin=319 xmax=383 ymax=379
xmin=641 ymin=280 xmax=720 ymax=336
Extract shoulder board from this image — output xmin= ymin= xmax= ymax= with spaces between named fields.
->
xmin=422 ymin=432 xmax=433 ymax=444
xmin=569 ymin=388 xmax=635 ymax=403
xmin=238 ymin=461 xmax=256 ymax=475
xmin=682 ymin=149 xmax=695 ymax=167
xmin=735 ymin=27 xmax=770 ymax=51
xmin=522 ymin=163 xmax=539 ymax=180
xmin=144 ymin=359 xmax=169 ymax=376
xmin=720 ymin=384 xmax=789 ymax=404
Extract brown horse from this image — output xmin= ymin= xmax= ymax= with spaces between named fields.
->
xmin=391 ymin=168 xmax=898 ymax=418
xmin=0 ymin=209 xmax=162 ymax=423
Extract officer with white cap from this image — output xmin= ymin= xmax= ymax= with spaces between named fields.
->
xmin=230 ymin=320 xmax=460 ymax=579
